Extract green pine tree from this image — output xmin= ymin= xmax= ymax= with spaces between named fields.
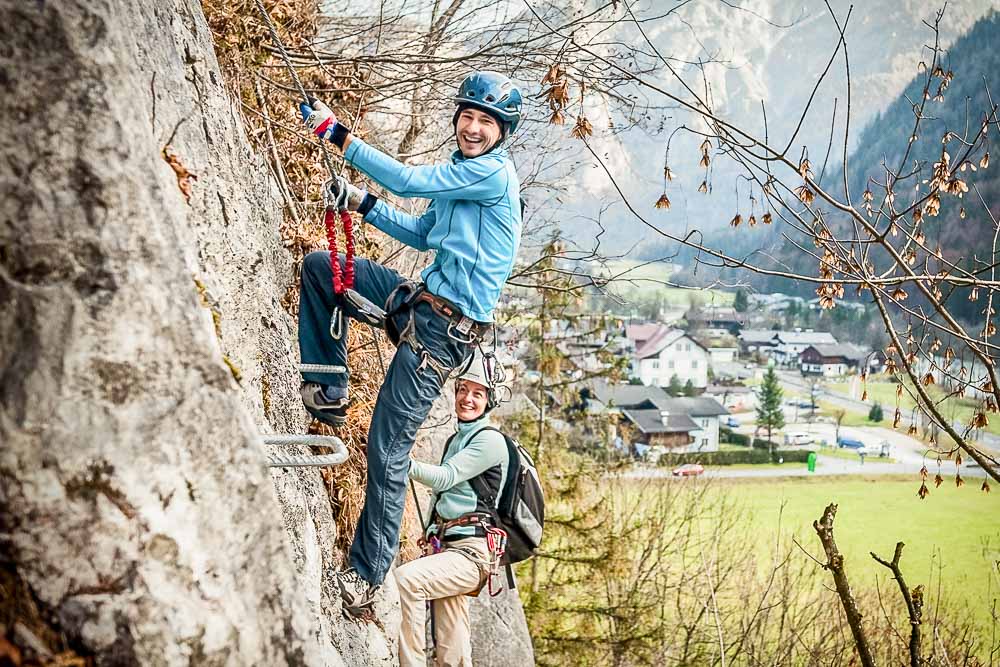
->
xmin=667 ymin=374 xmax=683 ymax=397
xmin=733 ymin=288 xmax=748 ymax=313
xmin=682 ymin=379 xmax=696 ymax=397
xmin=868 ymin=402 xmax=884 ymax=423
xmin=756 ymin=367 xmax=785 ymax=454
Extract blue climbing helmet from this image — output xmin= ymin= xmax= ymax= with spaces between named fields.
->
xmin=453 ymin=71 xmax=523 ymax=137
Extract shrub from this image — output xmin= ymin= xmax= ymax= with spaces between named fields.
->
xmin=656 ymin=449 xmax=809 ymax=466
xmin=720 ymin=427 xmax=747 ymax=446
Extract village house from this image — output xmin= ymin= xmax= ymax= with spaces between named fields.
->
xmin=627 ymin=325 xmax=709 ymax=389
xmin=799 ymin=344 xmax=879 ymax=377
xmin=583 ymin=379 xmax=671 ymax=415
xmin=624 ymin=322 xmax=662 ymax=349
xmin=771 ymin=330 xmax=838 ymax=365
xmin=686 ymin=307 xmax=747 ymax=336
xmin=750 ymin=292 xmax=807 ymax=313
xmin=583 ymin=381 xmax=730 ymax=452
xmin=620 ymin=408 xmax=699 ymax=449
xmin=738 ymin=329 xmax=779 ymax=357
xmin=707 ymin=346 xmax=738 ymax=364
xmin=656 ymin=396 xmax=729 ymax=451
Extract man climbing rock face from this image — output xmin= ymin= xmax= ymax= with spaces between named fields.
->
xmin=296 ymin=71 xmax=523 ymax=618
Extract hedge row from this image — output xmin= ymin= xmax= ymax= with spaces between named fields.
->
xmin=720 ymin=428 xmax=779 ymax=450
xmin=721 ymin=428 xmax=751 ymax=447
xmin=656 ymin=448 xmax=812 ymax=466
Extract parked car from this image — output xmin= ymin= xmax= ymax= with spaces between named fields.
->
xmin=784 ymin=431 xmax=814 ymax=446
xmin=672 ymin=463 xmax=705 ymax=477
xmin=723 ymin=416 xmax=741 ymax=428
xmin=837 ymin=436 xmax=865 ymax=449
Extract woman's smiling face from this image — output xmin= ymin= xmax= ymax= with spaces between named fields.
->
xmin=455 ymin=379 xmax=489 ymax=421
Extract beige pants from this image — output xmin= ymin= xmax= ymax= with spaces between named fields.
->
xmin=395 ymin=537 xmax=489 ymax=667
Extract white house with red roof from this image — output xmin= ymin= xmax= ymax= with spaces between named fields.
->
xmin=628 ymin=325 xmax=709 ymax=389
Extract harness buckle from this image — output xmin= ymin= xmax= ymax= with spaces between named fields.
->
xmin=343 ymin=288 xmax=386 ymax=328
xmin=447 ymin=319 xmax=478 ymax=344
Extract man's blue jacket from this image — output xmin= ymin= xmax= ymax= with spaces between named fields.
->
xmin=345 ymin=138 xmax=522 ymax=323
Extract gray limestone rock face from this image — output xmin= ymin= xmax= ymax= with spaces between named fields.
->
xmin=470 ymin=588 xmax=535 ymax=667
xmin=0 ymin=0 xmax=398 ymax=664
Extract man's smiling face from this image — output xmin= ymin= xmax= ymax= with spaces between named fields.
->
xmin=455 ymin=108 xmax=502 ymax=158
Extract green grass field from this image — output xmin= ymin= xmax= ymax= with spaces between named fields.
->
xmin=816 ymin=400 xmax=884 ymax=427
xmin=597 ymin=259 xmax=735 ymax=305
xmin=828 ymin=379 xmax=1000 ymax=436
xmin=710 ymin=476 xmax=999 ymax=625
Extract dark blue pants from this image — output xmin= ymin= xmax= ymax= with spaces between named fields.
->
xmin=298 ymin=251 xmax=472 ymax=585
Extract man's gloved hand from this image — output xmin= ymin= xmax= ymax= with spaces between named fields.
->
xmin=300 ymin=98 xmax=339 ymax=142
xmin=324 ymin=175 xmax=367 ymax=212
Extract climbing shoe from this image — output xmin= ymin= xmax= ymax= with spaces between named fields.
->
xmin=335 ymin=568 xmax=378 ymax=620
xmin=301 ymin=383 xmax=348 ymax=426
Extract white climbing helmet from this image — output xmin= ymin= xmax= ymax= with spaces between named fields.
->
xmin=456 ymin=349 xmax=504 ymax=410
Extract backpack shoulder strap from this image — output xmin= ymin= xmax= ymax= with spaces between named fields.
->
xmin=464 ymin=426 xmax=507 ymax=506
xmin=429 ymin=431 xmax=460 ymax=520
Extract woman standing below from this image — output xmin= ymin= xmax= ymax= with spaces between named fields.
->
xmin=397 ymin=351 xmax=509 ymax=666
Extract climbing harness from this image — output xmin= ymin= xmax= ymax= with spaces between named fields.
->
xmin=420 ymin=513 xmax=510 ymax=596
xmin=381 ymin=282 xmax=490 ymax=384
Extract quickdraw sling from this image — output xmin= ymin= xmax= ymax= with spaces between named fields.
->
xmin=322 ymin=179 xmax=386 ymax=342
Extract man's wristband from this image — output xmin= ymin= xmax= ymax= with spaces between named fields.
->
xmin=357 ymin=193 xmax=377 ymax=216
xmin=330 ymin=123 xmax=351 ymax=149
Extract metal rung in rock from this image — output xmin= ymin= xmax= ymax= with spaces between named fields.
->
xmin=261 ymin=434 xmax=348 ymax=468
xmin=299 ymin=363 xmax=347 ymax=375
xmin=265 ymin=451 xmax=347 ymax=467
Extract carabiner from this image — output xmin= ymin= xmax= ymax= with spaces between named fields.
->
xmin=321 ymin=178 xmax=339 ymax=209
xmin=329 ymin=307 xmax=343 ymax=340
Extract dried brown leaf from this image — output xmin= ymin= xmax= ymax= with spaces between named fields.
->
xmin=571 ymin=115 xmax=593 ymax=139
xmin=794 ymin=185 xmax=814 ymax=205
xmin=162 ymin=146 xmax=197 ymax=203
